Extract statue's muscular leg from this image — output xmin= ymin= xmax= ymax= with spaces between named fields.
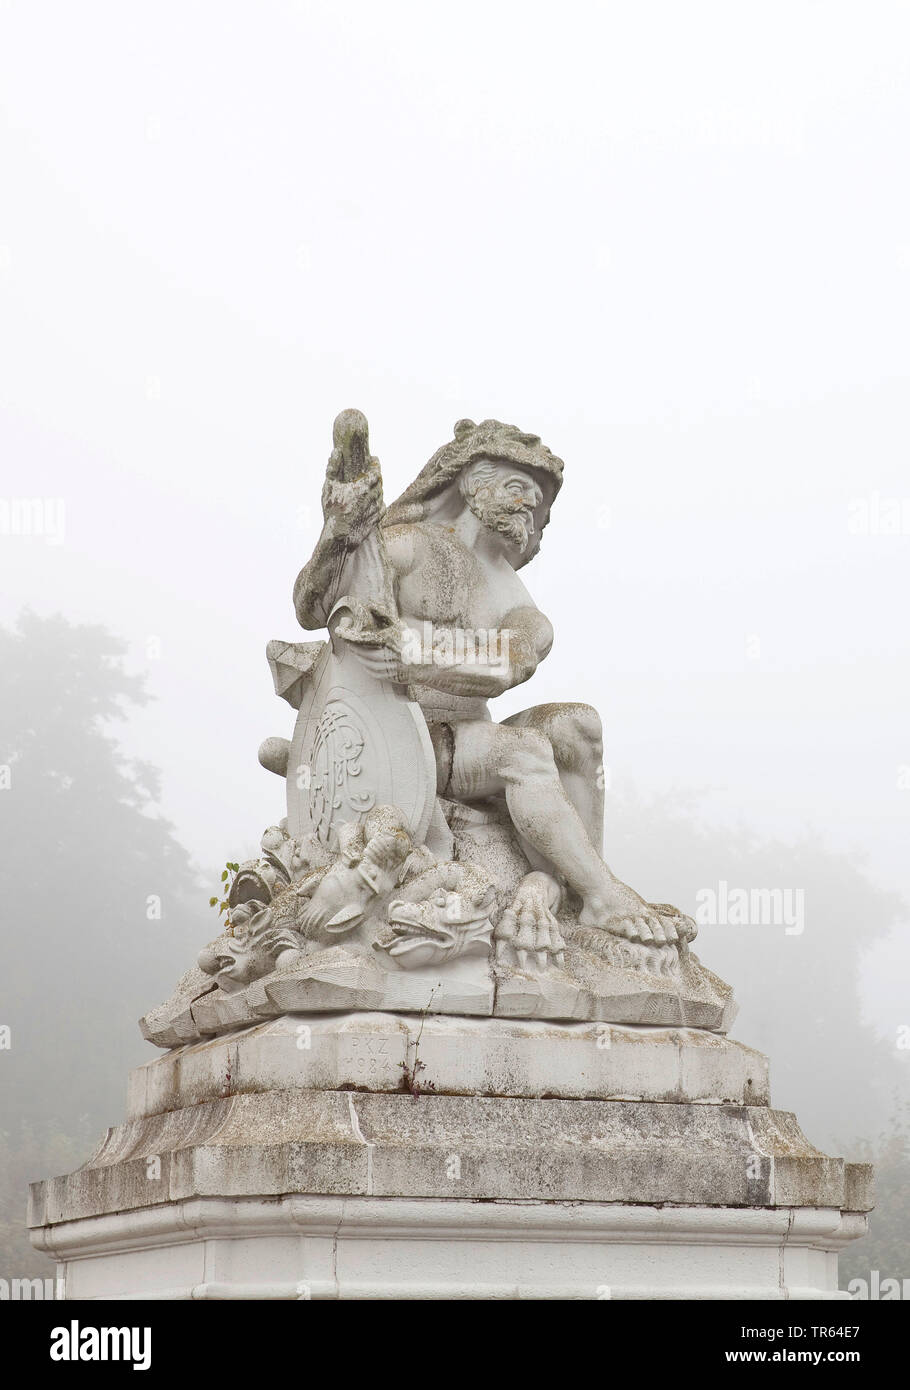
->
xmin=502 ymin=703 xmax=604 ymax=851
xmin=444 ymin=718 xmax=665 ymax=936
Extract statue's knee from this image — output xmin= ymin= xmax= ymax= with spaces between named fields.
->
xmin=572 ymin=703 xmax=603 ymax=753
xmin=498 ymin=726 xmax=557 ymax=782
xmin=550 ymin=703 xmax=602 ymax=770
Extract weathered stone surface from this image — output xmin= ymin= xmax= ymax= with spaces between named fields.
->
xmin=140 ymin=947 xmax=734 ymax=1047
xmin=31 ymin=1081 xmax=872 ymax=1225
xmin=494 ymin=950 xmax=735 ymax=1028
xmin=127 ymin=1013 xmax=769 ymax=1119
xmin=32 ymin=1005 xmax=870 ymax=1300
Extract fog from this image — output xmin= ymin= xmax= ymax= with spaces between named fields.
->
xmin=1 ymin=1 xmax=908 ymax=1283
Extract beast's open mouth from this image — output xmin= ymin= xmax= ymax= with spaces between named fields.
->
xmin=387 ymin=909 xmax=451 ymax=940
xmin=388 ymin=905 xmax=490 ymax=937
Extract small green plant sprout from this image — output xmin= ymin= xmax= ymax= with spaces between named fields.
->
xmin=209 ymin=862 xmax=241 ymax=934
xmin=399 ymin=988 xmax=438 ymax=1100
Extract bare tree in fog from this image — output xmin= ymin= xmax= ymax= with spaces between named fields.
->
xmin=0 ymin=612 xmax=202 ymax=1275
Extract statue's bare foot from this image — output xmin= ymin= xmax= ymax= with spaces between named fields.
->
xmin=579 ymin=877 xmax=696 ymax=945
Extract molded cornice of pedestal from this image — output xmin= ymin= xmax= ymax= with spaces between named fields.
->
xmin=29 ymin=1195 xmax=869 ymax=1301
xmin=29 ymin=1087 xmax=873 ymax=1229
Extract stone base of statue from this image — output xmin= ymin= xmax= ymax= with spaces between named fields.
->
xmin=29 ymin=1013 xmax=871 ymax=1300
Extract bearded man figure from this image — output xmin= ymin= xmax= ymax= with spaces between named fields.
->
xmin=293 ymin=415 xmax=693 ymax=949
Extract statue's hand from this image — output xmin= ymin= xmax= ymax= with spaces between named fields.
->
xmin=321 ymin=461 xmax=383 ymax=548
xmin=343 ymin=640 xmax=403 ymax=682
xmin=333 ymin=613 xmax=404 ymax=683
xmin=495 ymin=871 xmax=565 ymax=971
xmin=320 ymin=409 xmax=384 ymax=548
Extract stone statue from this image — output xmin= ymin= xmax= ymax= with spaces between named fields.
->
xmin=142 ymin=411 xmax=725 ymax=1049
xmin=296 ymin=412 xmax=693 ymax=946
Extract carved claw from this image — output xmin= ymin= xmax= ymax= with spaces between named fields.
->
xmin=496 ymin=871 xmax=565 ymax=972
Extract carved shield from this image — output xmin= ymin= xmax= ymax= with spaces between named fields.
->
xmin=286 ymin=630 xmax=437 ymax=848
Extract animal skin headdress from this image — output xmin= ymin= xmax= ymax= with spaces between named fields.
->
xmin=382 ymin=418 xmax=564 ymax=569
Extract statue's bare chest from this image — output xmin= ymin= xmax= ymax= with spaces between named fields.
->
xmin=396 ymin=527 xmax=533 ymax=628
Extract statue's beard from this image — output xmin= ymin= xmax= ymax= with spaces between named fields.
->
xmin=466 ymin=483 xmax=534 ymax=553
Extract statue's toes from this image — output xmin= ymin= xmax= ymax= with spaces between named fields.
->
xmin=633 ymin=916 xmax=654 ymax=943
xmin=647 ymin=902 xmax=697 ymax=945
xmin=648 ymin=915 xmax=667 ymax=944
xmin=658 ymin=911 xmax=680 ymax=945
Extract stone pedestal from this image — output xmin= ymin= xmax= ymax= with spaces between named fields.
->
xmin=29 ymin=1014 xmax=872 ymax=1299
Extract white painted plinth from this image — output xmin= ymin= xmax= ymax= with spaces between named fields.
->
xmin=37 ymin=1195 xmax=865 ymax=1301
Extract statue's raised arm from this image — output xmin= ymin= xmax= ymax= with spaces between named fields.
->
xmin=293 ymin=408 xmax=397 ymax=635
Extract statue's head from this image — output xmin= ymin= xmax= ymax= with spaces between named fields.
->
xmin=383 ymin=418 xmax=564 ymax=568
xmin=458 ymin=458 xmax=544 ymax=557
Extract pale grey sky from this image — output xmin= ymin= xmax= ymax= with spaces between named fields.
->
xmin=2 ymin=0 xmax=908 ymax=1031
